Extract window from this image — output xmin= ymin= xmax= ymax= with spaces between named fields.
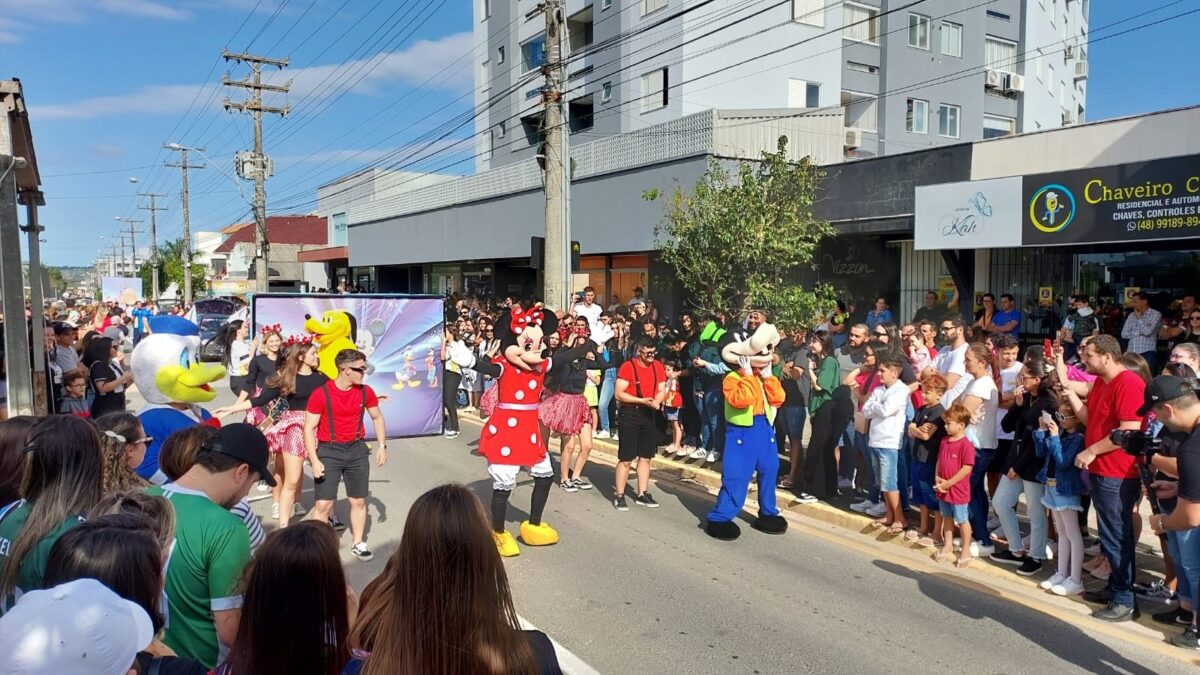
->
xmin=641 ymin=68 xmax=668 ymax=112
xmin=567 ymin=8 xmax=594 ymax=51
xmin=940 ymin=21 xmax=962 ymax=57
xmin=642 ymin=0 xmax=668 ymax=16
xmin=983 ymin=114 xmax=1016 ymax=139
xmin=843 ymin=3 xmax=880 ymax=44
xmin=569 ymin=97 xmax=594 ymax=133
xmin=908 ymin=13 xmax=930 ymax=49
xmin=498 ymin=121 xmax=506 ymax=138
xmin=984 ymin=36 xmax=1017 ymax=71
xmin=601 ymin=81 xmax=612 ymax=102
xmin=602 ymin=0 xmax=612 ymax=9
xmin=905 ymin=98 xmax=928 ymax=134
xmin=787 ymin=79 xmax=820 ymax=107
xmin=846 ymin=61 xmax=878 ymax=74
xmin=937 ymin=104 xmax=960 ymax=138
xmin=986 ymin=9 xmax=1011 ymax=20
xmin=841 ymin=91 xmax=877 ymax=132
xmin=497 ymin=45 xmax=505 ymax=64
xmin=481 ymin=60 xmax=490 ymax=89
xmin=521 ymin=36 xmax=547 ymax=72
xmin=481 ymin=0 xmax=490 ymax=19
xmin=792 ymin=0 xmax=824 ymax=27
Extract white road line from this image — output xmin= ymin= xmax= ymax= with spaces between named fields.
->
xmin=518 ymin=615 xmax=602 ymax=675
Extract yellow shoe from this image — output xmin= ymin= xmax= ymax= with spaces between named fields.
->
xmin=494 ymin=531 xmax=520 ymax=557
xmin=519 ymin=520 xmax=559 ymax=547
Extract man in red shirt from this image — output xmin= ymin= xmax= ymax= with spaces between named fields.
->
xmin=613 ymin=337 xmax=667 ymax=510
xmin=304 ymin=349 xmax=388 ymax=561
xmin=1074 ymin=334 xmax=1146 ymax=621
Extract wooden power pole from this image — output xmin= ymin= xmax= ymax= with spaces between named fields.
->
xmin=138 ymin=192 xmax=167 ymax=301
xmin=541 ymin=0 xmax=571 ymax=310
xmin=165 ymin=145 xmax=205 ymax=304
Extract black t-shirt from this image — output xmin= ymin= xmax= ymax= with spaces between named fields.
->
xmin=910 ymin=403 xmax=945 ymax=464
xmin=134 ymin=652 xmax=208 ymax=675
xmin=1158 ymin=427 xmax=1189 ymax=513
xmin=1175 ymin=425 xmax=1200 ymax=505
xmin=246 ymin=353 xmax=278 ymax=390
xmin=250 ymin=371 xmax=330 ymax=411
xmin=776 ymin=338 xmax=807 ymax=408
xmin=89 ymin=360 xmax=126 ymax=416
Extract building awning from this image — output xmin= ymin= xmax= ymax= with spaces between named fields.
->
xmin=298 ymin=245 xmax=348 ymax=263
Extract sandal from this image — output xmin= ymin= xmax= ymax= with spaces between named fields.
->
xmin=956 ymin=555 xmax=975 ymax=568
xmin=886 ymin=523 xmax=907 ymax=535
xmin=918 ymin=536 xmax=937 ymax=548
xmin=932 ymin=550 xmax=950 ymax=563
xmin=777 ymin=476 xmax=795 ymax=489
xmin=904 ymin=529 xmax=920 ymax=542
xmin=869 ymin=519 xmax=890 ymax=529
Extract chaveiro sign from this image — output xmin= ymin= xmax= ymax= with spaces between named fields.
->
xmin=1022 ymin=153 xmax=1200 ymax=246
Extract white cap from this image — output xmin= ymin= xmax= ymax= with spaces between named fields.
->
xmin=0 ymin=578 xmax=156 ymax=675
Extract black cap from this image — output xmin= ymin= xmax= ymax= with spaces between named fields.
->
xmin=209 ymin=423 xmax=276 ymax=486
xmin=52 ymin=322 xmax=76 ymax=334
xmin=1137 ymin=375 xmax=1197 ymax=416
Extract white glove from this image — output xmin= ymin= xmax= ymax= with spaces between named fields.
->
xmin=589 ymin=321 xmax=614 ymax=346
xmin=758 ymin=364 xmax=773 ymax=379
xmin=448 ymin=340 xmax=476 ymax=369
xmin=738 ymin=355 xmax=752 ymax=375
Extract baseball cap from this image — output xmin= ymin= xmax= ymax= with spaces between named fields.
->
xmin=52 ymin=321 xmax=77 ymax=334
xmin=209 ymin=422 xmax=276 ymax=486
xmin=1137 ymin=375 xmax=1198 ymax=416
xmin=0 ymin=578 xmax=155 ymax=675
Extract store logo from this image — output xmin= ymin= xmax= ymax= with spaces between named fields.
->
xmin=938 ymin=191 xmax=993 ymax=239
xmin=1028 ymin=183 xmax=1076 ymax=233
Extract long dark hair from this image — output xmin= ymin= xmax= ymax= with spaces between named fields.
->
xmin=266 ymin=342 xmax=316 ymax=398
xmin=83 ymin=336 xmax=114 ymax=368
xmin=219 ymin=320 xmax=245 ymax=367
xmin=43 ymin=512 xmax=166 ymax=633
xmin=1 ymin=416 xmax=103 ymax=600
xmin=0 ymin=416 xmax=36 ymax=506
xmin=352 ymin=484 xmax=536 ymax=675
xmin=224 ymin=521 xmax=350 ymax=675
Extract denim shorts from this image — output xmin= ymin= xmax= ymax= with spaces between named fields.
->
xmin=911 ymin=462 xmax=939 ymax=509
xmin=875 ymin=447 xmax=900 ymax=492
xmin=939 ymin=500 xmax=970 ymax=524
xmin=665 ymin=406 xmax=680 ymax=422
xmin=1041 ymin=486 xmax=1083 ymax=512
xmin=777 ymin=405 xmax=807 ymax=439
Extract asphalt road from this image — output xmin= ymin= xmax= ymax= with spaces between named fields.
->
xmin=133 ymin=379 xmax=1194 ymax=674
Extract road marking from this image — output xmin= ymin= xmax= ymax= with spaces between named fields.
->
xmin=518 ymin=615 xmax=602 ymax=675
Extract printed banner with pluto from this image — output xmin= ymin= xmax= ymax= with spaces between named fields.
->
xmin=252 ymin=293 xmax=445 ymax=438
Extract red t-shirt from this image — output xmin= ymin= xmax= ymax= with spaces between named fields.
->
xmin=1085 ymin=370 xmax=1146 ymax=480
xmin=936 ymin=436 xmax=977 ymax=505
xmin=306 ymin=382 xmax=379 ymax=443
xmin=618 ymin=359 xmax=666 ymax=399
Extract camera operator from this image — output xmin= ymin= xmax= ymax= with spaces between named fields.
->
xmin=1145 ymin=376 xmax=1200 ymax=648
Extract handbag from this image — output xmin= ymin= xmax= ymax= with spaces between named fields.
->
xmin=257 ymin=398 xmax=289 ymax=433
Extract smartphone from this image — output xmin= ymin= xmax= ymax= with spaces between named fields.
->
xmin=1044 ymin=338 xmax=1053 ymax=356
xmin=1040 ymin=411 xmax=1053 ymax=425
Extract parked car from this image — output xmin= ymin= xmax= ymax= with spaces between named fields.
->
xmin=195 ymin=299 xmax=237 ymax=362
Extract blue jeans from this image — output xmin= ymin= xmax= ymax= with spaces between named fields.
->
xmin=1169 ymin=526 xmax=1200 ymax=616
xmin=839 ymin=422 xmax=857 ymax=481
xmin=1092 ymin=475 xmax=1141 ymax=607
xmin=858 ymin=432 xmax=878 ymax=503
xmin=699 ymin=386 xmax=724 ymax=452
xmin=598 ymin=369 xmax=616 ymax=433
xmin=968 ymin=448 xmax=996 ymax=544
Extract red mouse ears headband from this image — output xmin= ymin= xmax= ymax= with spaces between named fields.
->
xmin=261 ymin=323 xmax=282 ymax=336
xmin=283 ymin=334 xmax=314 ymax=347
xmin=509 ymin=305 xmax=545 ymax=333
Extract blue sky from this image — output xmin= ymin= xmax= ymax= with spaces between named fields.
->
xmin=8 ymin=0 xmax=1199 ymax=267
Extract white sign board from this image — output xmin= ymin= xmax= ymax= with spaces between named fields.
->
xmin=914 ymin=177 xmax=1022 ymax=250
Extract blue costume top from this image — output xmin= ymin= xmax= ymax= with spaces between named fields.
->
xmin=136 ymin=404 xmax=213 ymax=484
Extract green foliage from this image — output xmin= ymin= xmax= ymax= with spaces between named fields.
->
xmin=46 ymin=267 xmax=67 ymax=295
xmin=138 ymin=238 xmax=207 ymax=298
xmin=648 ymin=137 xmax=836 ymax=329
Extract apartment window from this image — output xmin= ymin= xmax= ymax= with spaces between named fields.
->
xmin=481 ymin=60 xmax=490 ymax=89
xmin=841 ymin=91 xmax=877 ymax=132
xmin=602 ymin=0 xmax=612 ymax=9
xmin=908 ymin=13 xmax=931 ymax=49
xmin=642 ymin=0 xmax=668 ymax=16
xmin=641 ymin=68 xmax=668 ymax=112
xmin=940 ymin=21 xmax=962 ymax=57
xmin=498 ymin=120 xmax=506 ymax=138
xmin=983 ymin=114 xmax=1016 ymax=139
xmin=843 ymin=3 xmax=880 ymax=44
xmin=905 ymin=98 xmax=928 ymax=134
xmin=846 ymin=61 xmax=878 ymax=74
xmin=984 ymin=36 xmax=1017 ymax=71
xmin=788 ymin=79 xmax=820 ymax=108
xmin=601 ymin=81 xmax=612 ymax=102
xmin=792 ymin=0 xmax=824 ymax=27
xmin=521 ymin=36 xmax=547 ymax=72
xmin=985 ymin=9 xmax=1011 ymax=20
xmin=567 ymin=8 xmax=594 ymax=51
xmin=937 ymin=104 xmax=960 ymax=138
xmin=481 ymin=0 xmax=490 ymax=19
xmin=497 ymin=45 xmax=505 ymax=64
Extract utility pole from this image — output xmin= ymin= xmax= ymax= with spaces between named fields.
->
xmin=166 ymin=145 xmax=205 ymax=304
xmin=138 ymin=192 xmax=167 ymax=302
xmin=19 ymin=188 xmax=47 ymax=415
xmin=541 ymin=0 xmax=570 ymax=310
xmin=223 ymin=50 xmax=290 ymax=293
xmin=0 ymin=84 xmax=32 ymax=416
xmin=116 ymin=216 xmax=143 ymax=281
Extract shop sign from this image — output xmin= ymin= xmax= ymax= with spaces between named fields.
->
xmin=914 ymin=177 xmax=1023 ymax=250
xmin=1037 ymin=286 xmax=1053 ymax=307
xmin=1124 ymin=286 xmax=1141 ymax=307
xmin=1022 ymin=153 xmax=1200 ymax=247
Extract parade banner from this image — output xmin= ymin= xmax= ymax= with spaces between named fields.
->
xmin=252 ymin=293 xmax=445 ymax=438
xmin=102 ymin=277 xmax=143 ymax=304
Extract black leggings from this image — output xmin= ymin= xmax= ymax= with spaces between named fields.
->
xmin=803 ymin=396 xmax=854 ymax=499
xmin=443 ymin=370 xmax=462 ymax=432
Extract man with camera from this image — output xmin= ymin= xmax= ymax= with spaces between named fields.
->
xmin=1144 ymin=375 xmax=1200 ymax=648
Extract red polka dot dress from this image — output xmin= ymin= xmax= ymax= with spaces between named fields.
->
xmin=479 ymin=358 xmax=548 ymax=466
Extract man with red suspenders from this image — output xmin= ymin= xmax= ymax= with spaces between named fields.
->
xmin=304 ymin=348 xmax=388 ymax=561
xmin=613 ymin=336 xmax=667 ymax=510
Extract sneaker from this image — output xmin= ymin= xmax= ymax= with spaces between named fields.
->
xmin=444 ymin=429 xmax=461 ymax=439
xmin=1084 ymin=542 xmax=1101 ymax=556
xmin=792 ymin=492 xmax=818 ymax=505
xmin=572 ymin=476 xmax=594 ymax=490
xmin=989 ymin=550 xmax=1027 ymax=567
xmin=1173 ymin=626 xmax=1200 ymax=650
xmin=1092 ymin=602 xmax=1139 ymax=622
xmin=613 ymin=495 xmax=629 ymax=512
xmin=838 ymin=478 xmax=854 ymax=490
xmin=329 ymin=516 xmax=347 ymax=533
xmin=595 ymin=429 xmax=611 ymax=440
xmin=270 ymin=502 xmax=280 ymax=520
xmin=291 ymin=503 xmax=307 ymax=517
xmin=705 ymin=451 xmax=720 ymax=464
xmin=559 ymin=480 xmax=579 ymax=493
xmin=634 ymin=492 xmax=660 ymax=508
xmin=969 ymin=541 xmax=995 ymax=557
xmin=256 ymin=481 xmax=271 ymax=493
xmin=1016 ymin=558 xmax=1044 ymax=577
xmin=350 ymin=542 xmax=374 ymax=562
xmin=675 ymin=445 xmax=691 ymax=458
xmin=610 ymin=432 xmax=618 ymax=441
xmin=1051 ymin=578 xmax=1086 ymax=597
xmin=689 ymin=447 xmax=708 ymax=460
xmin=865 ymin=502 xmax=888 ymax=517
xmin=1134 ymin=580 xmax=1178 ymax=604
xmin=1153 ymin=607 xmax=1193 ymax=626
xmin=849 ymin=500 xmax=876 ymax=514
xmin=1040 ymin=572 xmax=1067 ymax=590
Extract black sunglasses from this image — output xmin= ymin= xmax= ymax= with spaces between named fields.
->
xmin=347 ymin=366 xmax=367 ymax=374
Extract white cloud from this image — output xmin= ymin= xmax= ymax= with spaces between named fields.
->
xmin=89 ymin=143 xmax=128 ymax=158
xmin=0 ymin=0 xmax=190 ymax=42
xmin=96 ymin=0 xmax=192 ymax=20
xmin=275 ymin=138 xmax=474 ymax=167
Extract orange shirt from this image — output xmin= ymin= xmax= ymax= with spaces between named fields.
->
xmin=723 ymin=371 xmax=786 ymax=415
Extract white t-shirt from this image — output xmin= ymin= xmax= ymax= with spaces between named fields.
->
xmin=572 ymin=302 xmax=603 ymax=328
xmin=962 ymin=374 xmax=999 ymax=450
xmin=935 ymin=342 xmax=969 ymax=407
xmin=996 ymin=361 xmax=1023 ymax=441
xmin=229 ymin=340 xmax=251 ymax=377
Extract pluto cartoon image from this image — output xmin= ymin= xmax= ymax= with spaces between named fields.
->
xmin=304 ymin=309 xmax=358 ymax=379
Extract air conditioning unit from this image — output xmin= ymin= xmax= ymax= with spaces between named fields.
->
xmin=984 ymin=69 xmax=1004 ymax=89
xmin=1004 ymin=73 xmax=1025 ymax=93
xmin=1064 ymin=45 xmax=1076 ymax=59
xmin=1074 ymin=61 xmax=1088 ymax=80
xmin=844 ymin=128 xmax=862 ymax=149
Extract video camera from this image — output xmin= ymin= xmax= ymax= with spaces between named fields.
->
xmin=1110 ymin=428 xmax=1163 ymax=458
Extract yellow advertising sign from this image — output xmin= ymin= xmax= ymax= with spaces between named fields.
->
xmin=1124 ymin=286 xmax=1140 ymax=306
xmin=1038 ymin=286 xmax=1053 ymax=307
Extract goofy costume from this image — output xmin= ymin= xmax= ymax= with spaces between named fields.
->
xmin=449 ymin=304 xmax=612 ymax=557
xmin=705 ymin=323 xmax=789 ymax=540
xmin=131 ymin=316 xmax=227 ymax=484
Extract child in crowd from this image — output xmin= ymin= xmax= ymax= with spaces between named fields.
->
xmin=861 ymin=357 xmax=910 ymax=534
xmin=1034 ymin=402 xmax=1087 ymax=596
xmin=59 ymin=371 xmax=90 ymax=417
xmin=663 ymin=359 xmax=685 ymax=457
xmin=934 ymin=404 xmax=976 ymax=568
xmin=908 ymin=373 xmax=948 ymax=546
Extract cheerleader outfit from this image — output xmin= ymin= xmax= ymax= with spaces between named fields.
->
xmin=249 ymin=371 xmax=329 ymax=458
xmin=242 ymin=353 xmax=278 ymax=427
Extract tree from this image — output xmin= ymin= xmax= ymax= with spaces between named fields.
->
xmin=646 ymin=137 xmax=836 ymax=329
xmin=46 ymin=267 xmax=67 ymax=296
xmin=138 ymin=237 xmax=207 ymax=299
